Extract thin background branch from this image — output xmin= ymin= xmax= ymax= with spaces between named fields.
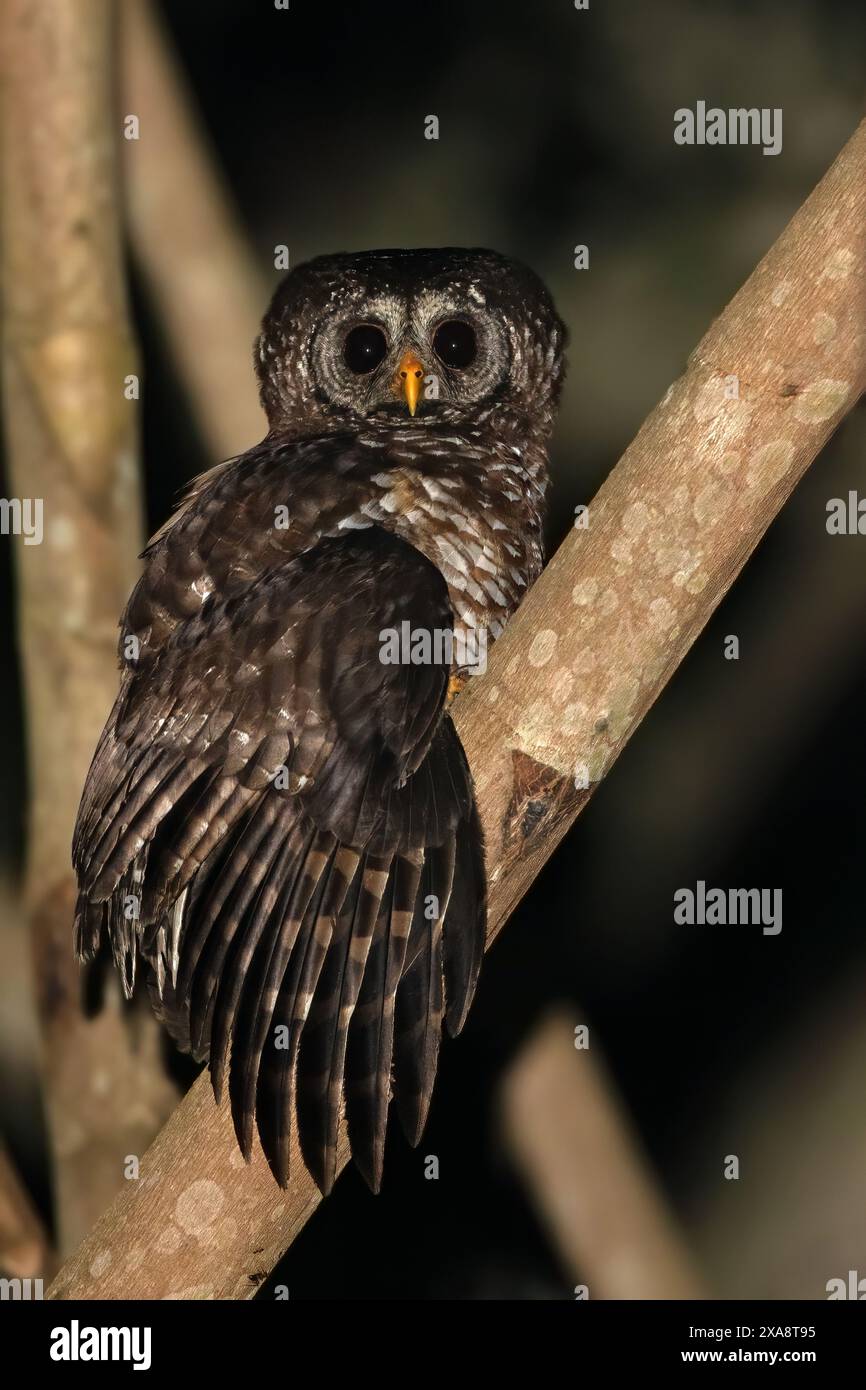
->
xmin=0 ymin=0 xmax=177 ymax=1254
xmin=120 ymin=0 xmax=267 ymax=460
xmin=0 ymin=1139 xmax=55 ymax=1283
xmin=500 ymin=1012 xmax=706 ymax=1299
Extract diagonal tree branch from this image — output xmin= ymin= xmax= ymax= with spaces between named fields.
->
xmin=47 ymin=117 xmax=866 ymax=1299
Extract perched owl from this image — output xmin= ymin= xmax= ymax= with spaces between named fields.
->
xmin=73 ymin=248 xmax=566 ymax=1195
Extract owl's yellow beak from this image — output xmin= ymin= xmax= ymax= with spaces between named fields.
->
xmin=395 ymin=350 xmax=425 ymax=416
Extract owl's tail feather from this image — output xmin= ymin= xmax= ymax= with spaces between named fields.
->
xmin=255 ymin=843 xmax=361 ymax=1187
xmin=214 ymin=819 xmax=321 ymax=1115
xmin=80 ymin=720 xmax=485 ymax=1196
xmin=340 ymin=851 xmax=422 ymax=1192
xmin=227 ymin=827 xmax=342 ymax=1164
xmin=387 ymin=785 xmax=487 ymax=1150
xmin=442 ymin=791 xmax=487 ymax=1037
xmin=184 ymin=801 xmax=285 ymax=1053
xmin=392 ymin=890 xmax=445 ymax=1150
xmin=294 ymin=852 xmax=391 ymax=1194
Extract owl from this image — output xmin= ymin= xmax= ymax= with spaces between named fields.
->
xmin=73 ymin=248 xmax=566 ymax=1195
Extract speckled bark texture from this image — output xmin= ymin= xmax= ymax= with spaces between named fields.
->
xmin=456 ymin=115 xmax=866 ymax=938
xmin=48 ymin=117 xmax=865 ymax=1299
xmin=0 ymin=0 xmax=177 ymax=1254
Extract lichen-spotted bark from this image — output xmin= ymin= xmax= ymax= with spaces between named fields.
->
xmin=455 ymin=119 xmax=865 ymax=943
xmin=49 ymin=116 xmax=866 ymax=1300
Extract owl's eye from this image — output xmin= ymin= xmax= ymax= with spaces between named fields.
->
xmin=433 ymin=319 xmax=477 ymax=370
xmin=343 ymin=324 xmax=388 ymax=374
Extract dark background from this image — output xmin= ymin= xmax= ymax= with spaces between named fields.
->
xmin=2 ymin=0 xmax=866 ymax=1299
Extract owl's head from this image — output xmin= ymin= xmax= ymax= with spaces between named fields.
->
xmin=254 ymin=248 xmax=566 ymax=436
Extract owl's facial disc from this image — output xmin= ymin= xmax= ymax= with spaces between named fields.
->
xmin=309 ymin=284 xmax=509 ymax=423
xmin=256 ymin=249 xmax=566 ymax=434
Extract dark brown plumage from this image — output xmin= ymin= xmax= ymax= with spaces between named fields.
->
xmin=73 ymin=248 xmax=566 ymax=1193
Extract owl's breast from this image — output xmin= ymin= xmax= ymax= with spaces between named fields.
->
xmin=346 ymin=430 xmax=545 ymax=656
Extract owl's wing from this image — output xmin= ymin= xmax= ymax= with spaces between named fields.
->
xmin=73 ymin=526 xmax=486 ymax=1194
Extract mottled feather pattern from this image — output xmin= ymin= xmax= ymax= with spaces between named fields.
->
xmin=72 ymin=248 xmax=564 ymax=1193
